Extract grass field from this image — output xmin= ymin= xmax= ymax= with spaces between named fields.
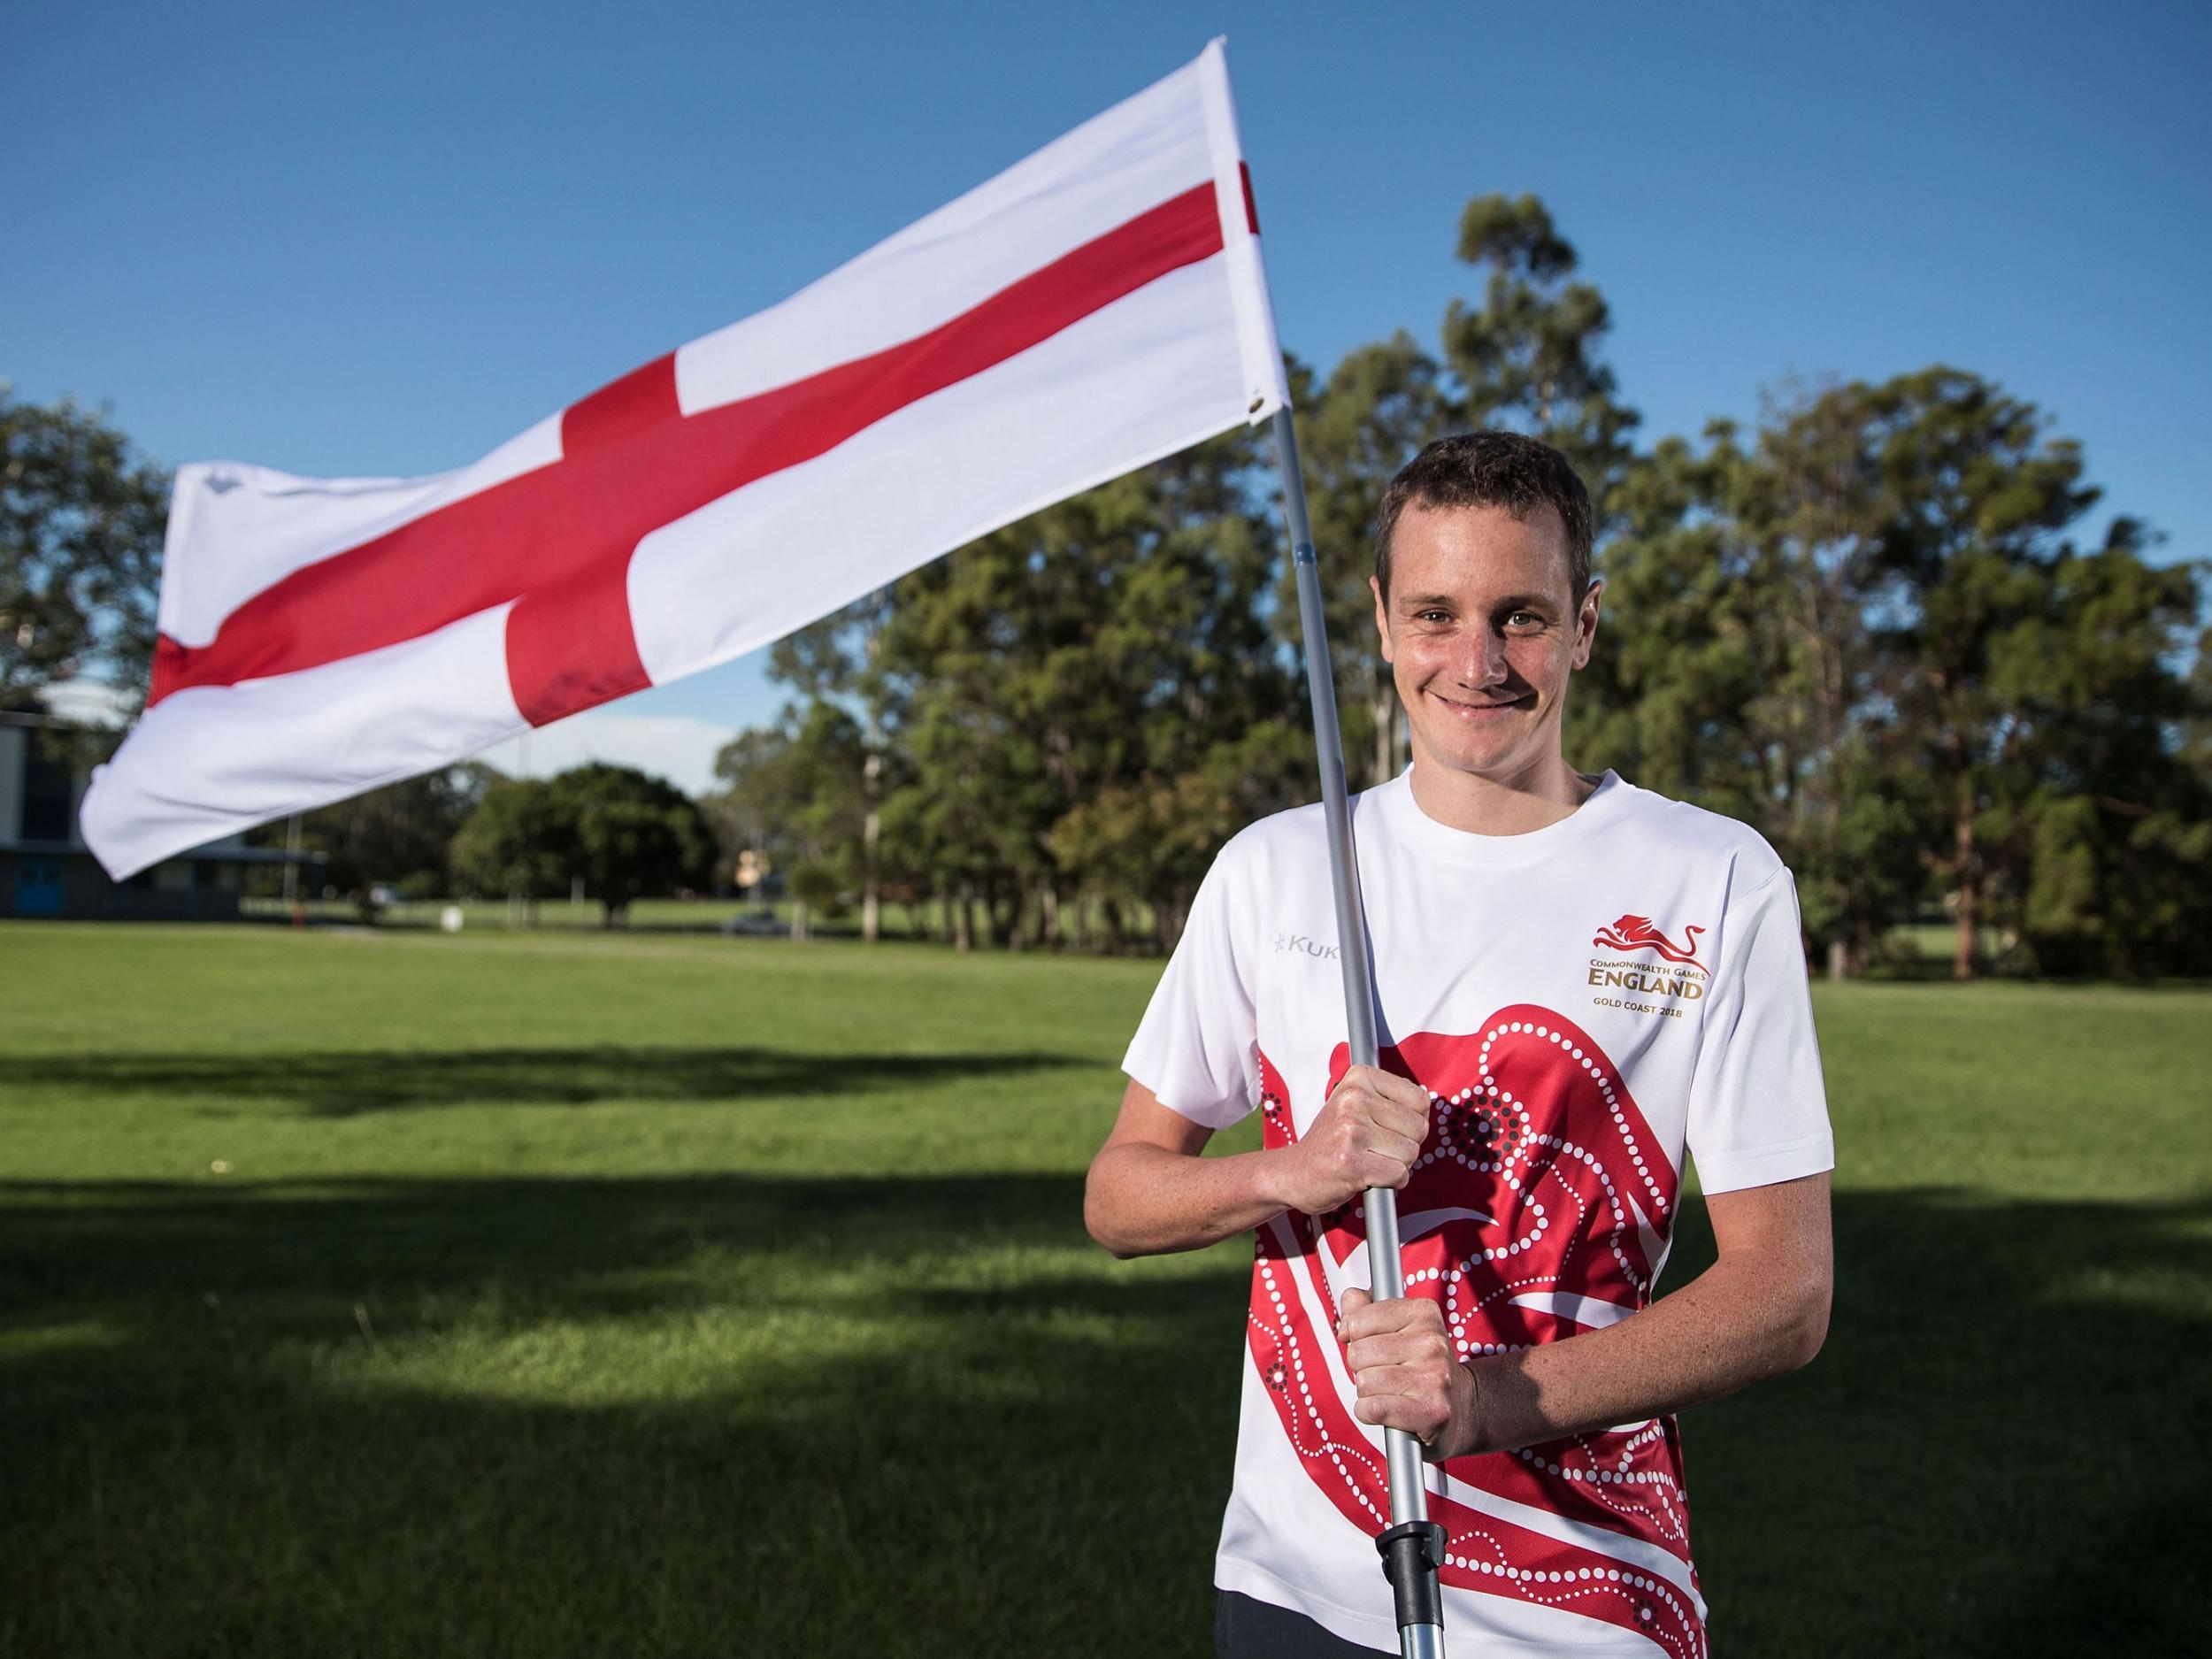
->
xmin=4 ymin=923 xmax=2208 ymax=1656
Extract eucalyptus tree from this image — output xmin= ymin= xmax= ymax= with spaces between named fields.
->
xmin=1852 ymin=368 xmax=2136 ymax=977
xmin=840 ymin=425 xmax=1304 ymax=948
xmin=1442 ymin=194 xmax=1640 ymax=516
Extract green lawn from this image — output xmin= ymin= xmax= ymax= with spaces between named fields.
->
xmin=3 ymin=924 xmax=2207 ymax=1656
xmin=239 ymin=893 xmax=1164 ymax=944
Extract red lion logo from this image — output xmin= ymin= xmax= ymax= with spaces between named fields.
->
xmin=1592 ymin=914 xmax=1707 ymax=975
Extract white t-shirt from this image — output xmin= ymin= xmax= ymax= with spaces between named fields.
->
xmin=1123 ymin=767 xmax=1832 ymax=1658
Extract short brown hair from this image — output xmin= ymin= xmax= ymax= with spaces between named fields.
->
xmin=1373 ymin=431 xmax=1594 ymax=603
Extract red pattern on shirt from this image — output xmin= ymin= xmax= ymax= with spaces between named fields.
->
xmin=1245 ymin=1008 xmax=1704 ymax=1656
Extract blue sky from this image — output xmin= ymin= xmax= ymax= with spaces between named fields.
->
xmin=8 ymin=0 xmax=2206 ymax=792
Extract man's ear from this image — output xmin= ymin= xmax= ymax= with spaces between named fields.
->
xmin=1371 ymin=575 xmax=1393 ymax=665
xmin=1571 ymin=578 xmax=1603 ymax=671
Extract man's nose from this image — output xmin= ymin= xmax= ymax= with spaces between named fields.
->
xmin=1450 ymin=626 xmax=1510 ymax=690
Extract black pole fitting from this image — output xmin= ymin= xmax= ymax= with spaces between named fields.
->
xmin=1376 ymin=1518 xmax=1448 ymax=1633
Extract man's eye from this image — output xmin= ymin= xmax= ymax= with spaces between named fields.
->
xmin=1415 ymin=610 xmax=1450 ymax=624
xmin=1505 ymin=611 xmax=1545 ymax=631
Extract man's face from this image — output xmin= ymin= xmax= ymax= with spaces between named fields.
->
xmin=1371 ymin=500 xmax=1601 ymax=786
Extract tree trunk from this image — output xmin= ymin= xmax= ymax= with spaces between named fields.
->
xmin=790 ymin=895 xmax=809 ymax=941
xmin=955 ymin=887 xmax=973 ymax=953
xmin=1952 ymin=780 xmax=1978 ymax=981
xmin=1041 ymin=886 xmax=1061 ymax=948
xmin=1827 ymin=936 xmax=1849 ymax=984
xmin=861 ymin=760 xmax=881 ymax=944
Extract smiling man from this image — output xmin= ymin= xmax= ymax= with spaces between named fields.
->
xmin=1086 ymin=432 xmax=1834 ymax=1656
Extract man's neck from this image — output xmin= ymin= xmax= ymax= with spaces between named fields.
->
xmin=1405 ymin=749 xmax=1597 ymax=837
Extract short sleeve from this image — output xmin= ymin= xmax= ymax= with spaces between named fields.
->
xmin=1684 ymin=867 xmax=1835 ymax=1194
xmin=1121 ymin=841 xmax=1262 ymax=1130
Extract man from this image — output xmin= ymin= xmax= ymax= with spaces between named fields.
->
xmin=1086 ymin=432 xmax=1833 ymax=1657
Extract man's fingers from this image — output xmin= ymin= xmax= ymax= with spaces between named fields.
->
xmin=1378 ymin=1074 xmax=1433 ymax=1120
xmin=1338 ymin=1292 xmax=1465 ymax=1455
xmin=1336 ymin=1293 xmax=1447 ymax=1346
xmin=1351 ymin=1362 xmax=1448 ymax=1403
xmin=1333 ymin=1286 xmax=1384 ymax=1344
xmin=1331 ymin=1068 xmax=1432 ymax=1137
xmin=1352 ymin=1389 xmax=1451 ymax=1440
xmin=1379 ymin=1100 xmax=1432 ymax=1143
xmin=1334 ymin=1287 xmax=1370 ymax=1340
xmin=1328 ymin=1064 xmax=1382 ymax=1101
xmin=1348 ymin=1333 xmax=1453 ymax=1374
xmin=1354 ymin=1151 xmax=1414 ymax=1192
xmin=1361 ymin=1126 xmax=1421 ymax=1167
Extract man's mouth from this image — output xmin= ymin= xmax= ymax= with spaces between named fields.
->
xmin=1429 ymin=691 xmax=1532 ymax=719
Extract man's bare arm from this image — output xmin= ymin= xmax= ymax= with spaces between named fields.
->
xmin=1084 ymin=1071 xmax=1432 ymax=1258
xmin=1340 ymin=1171 xmax=1832 ymax=1457
xmin=1083 ymin=1084 xmax=1268 ymax=1257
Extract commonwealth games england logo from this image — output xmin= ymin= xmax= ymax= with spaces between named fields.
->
xmin=1591 ymin=915 xmax=1709 ymax=978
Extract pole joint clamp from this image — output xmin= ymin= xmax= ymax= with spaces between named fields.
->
xmin=1377 ymin=1519 xmax=1448 ymax=1632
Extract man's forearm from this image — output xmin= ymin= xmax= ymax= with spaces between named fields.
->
xmin=1448 ymin=1243 xmax=1830 ymax=1458
xmin=1083 ymin=1142 xmax=1291 ymax=1257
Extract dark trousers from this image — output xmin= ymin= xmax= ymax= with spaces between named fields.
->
xmin=1215 ymin=1590 xmax=1394 ymax=1657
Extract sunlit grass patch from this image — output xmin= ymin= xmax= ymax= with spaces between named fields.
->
xmin=3 ymin=923 xmax=2207 ymax=1655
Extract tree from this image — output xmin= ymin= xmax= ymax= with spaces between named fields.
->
xmin=1591 ymin=367 xmax=2205 ymax=980
xmin=255 ymin=763 xmax=494 ymax=897
xmin=712 ymin=705 xmax=872 ymax=939
xmin=1962 ymin=519 xmax=2208 ymax=977
xmin=1 ymin=389 xmax=167 ymax=713
xmin=851 ymin=425 xmax=1308 ymax=949
xmin=449 ymin=777 xmax=572 ymax=922
xmin=767 ymin=590 xmax=897 ymax=938
xmin=753 ymin=427 xmax=1299 ymax=950
xmin=1721 ymin=383 xmax=1933 ymax=977
xmin=1585 ymin=388 xmax=1935 ymax=978
xmin=1848 ymin=368 xmax=2186 ymax=978
xmin=1442 ymin=195 xmax=1639 ymax=512
xmin=547 ymin=763 xmax=716 ymax=927
xmin=1046 ymin=721 xmax=1312 ymax=945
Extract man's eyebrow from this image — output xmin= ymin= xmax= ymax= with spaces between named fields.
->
xmin=1395 ymin=590 xmax=1564 ymax=612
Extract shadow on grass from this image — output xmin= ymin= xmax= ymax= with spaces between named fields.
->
xmin=2 ymin=1175 xmax=2206 ymax=1657
xmin=7 ymin=1046 xmax=1089 ymax=1116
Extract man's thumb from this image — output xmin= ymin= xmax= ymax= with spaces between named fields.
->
xmin=1336 ymin=1287 xmax=1371 ymax=1339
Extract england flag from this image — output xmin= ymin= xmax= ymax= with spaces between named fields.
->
xmin=83 ymin=39 xmax=1287 ymax=879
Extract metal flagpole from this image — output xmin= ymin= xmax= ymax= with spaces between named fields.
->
xmin=1270 ymin=407 xmax=1448 ymax=1659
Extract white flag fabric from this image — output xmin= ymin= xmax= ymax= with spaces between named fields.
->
xmin=82 ymin=39 xmax=1287 ymax=879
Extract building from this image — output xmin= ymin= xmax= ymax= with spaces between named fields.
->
xmin=0 ymin=710 xmax=312 ymax=919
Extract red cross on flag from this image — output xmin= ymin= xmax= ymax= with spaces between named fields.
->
xmin=82 ymin=39 xmax=1287 ymax=880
